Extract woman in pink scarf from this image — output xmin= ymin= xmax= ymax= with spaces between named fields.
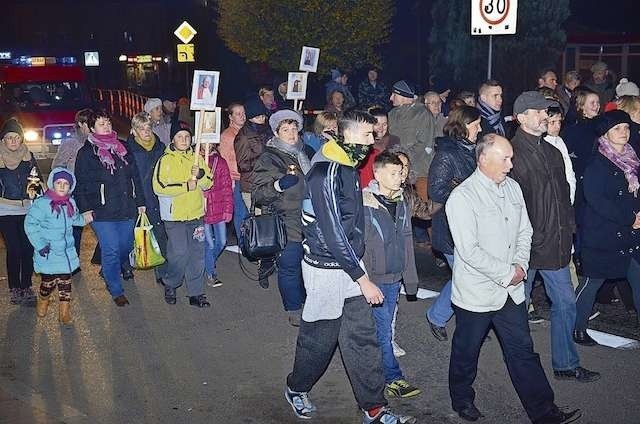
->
xmin=73 ymin=110 xmax=146 ymax=307
xmin=575 ymin=110 xmax=640 ymax=346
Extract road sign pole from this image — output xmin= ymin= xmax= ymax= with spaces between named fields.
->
xmin=487 ymin=34 xmax=493 ymax=80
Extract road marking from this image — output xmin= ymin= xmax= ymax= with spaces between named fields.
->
xmin=587 ymin=329 xmax=640 ymax=349
xmin=225 ymin=247 xmax=640 ymax=350
xmin=399 ymin=288 xmax=640 ymax=350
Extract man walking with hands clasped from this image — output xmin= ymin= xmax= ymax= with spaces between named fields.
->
xmin=446 ymin=133 xmax=582 ymax=424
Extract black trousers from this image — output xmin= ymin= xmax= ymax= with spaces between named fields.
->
xmin=287 ymin=296 xmax=387 ymax=411
xmin=450 ymin=298 xmax=556 ymax=422
xmin=0 ymin=215 xmax=34 ymax=290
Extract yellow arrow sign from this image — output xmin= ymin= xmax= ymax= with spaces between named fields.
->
xmin=177 ymin=44 xmax=195 ymax=63
xmin=174 ymin=21 xmax=197 ymax=44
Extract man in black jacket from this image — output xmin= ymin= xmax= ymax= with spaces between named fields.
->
xmin=510 ymin=91 xmax=600 ymax=383
xmin=284 ymin=111 xmax=415 ymax=423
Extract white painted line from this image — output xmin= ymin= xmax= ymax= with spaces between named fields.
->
xmin=225 ymin=245 xmax=240 ymax=253
xmin=587 ymin=329 xmax=640 ymax=349
xmin=400 ymin=287 xmax=439 ymax=299
xmin=400 ymin=287 xmax=639 ymax=349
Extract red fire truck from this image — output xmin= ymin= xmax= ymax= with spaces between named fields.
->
xmin=0 ymin=56 xmax=91 ymax=159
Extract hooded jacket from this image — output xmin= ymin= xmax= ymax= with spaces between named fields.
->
xmin=428 ymin=136 xmax=477 ymax=255
xmin=362 ymin=181 xmax=418 ymax=296
xmin=152 ymin=144 xmax=213 ymax=222
xmin=510 ymin=127 xmax=575 ymax=270
xmin=302 ymin=139 xmax=366 ymax=281
xmin=203 ymin=152 xmax=233 ymax=224
xmin=24 ymin=167 xmax=86 ymax=274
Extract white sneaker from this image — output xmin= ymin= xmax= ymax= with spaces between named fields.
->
xmin=392 ymin=340 xmax=406 ymax=357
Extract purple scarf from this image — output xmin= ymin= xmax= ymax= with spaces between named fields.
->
xmin=45 ymin=189 xmax=75 ymax=218
xmin=88 ymin=131 xmax=128 ymax=174
xmin=598 ymin=136 xmax=640 ymax=195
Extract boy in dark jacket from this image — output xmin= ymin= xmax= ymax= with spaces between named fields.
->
xmin=362 ymin=151 xmax=421 ymax=399
xmin=284 ymin=111 xmax=416 ymax=424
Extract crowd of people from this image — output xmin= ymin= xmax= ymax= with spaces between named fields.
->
xmin=1 ymin=60 xmax=640 ymax=423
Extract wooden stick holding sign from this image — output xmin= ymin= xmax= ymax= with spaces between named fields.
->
xmin=192 ymin=108 xmax=206 ymax=178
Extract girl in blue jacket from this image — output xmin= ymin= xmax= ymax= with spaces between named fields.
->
xmin=24 ymin=168 xmax=93 ymax=324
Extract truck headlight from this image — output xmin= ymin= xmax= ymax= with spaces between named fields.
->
xmin=24 ymin=130 xmax=39 ymax=142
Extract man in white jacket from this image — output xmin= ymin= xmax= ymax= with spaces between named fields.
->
xmin=446 ymin=134 xmax=581 ymax=424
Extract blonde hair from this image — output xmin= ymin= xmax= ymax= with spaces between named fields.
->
xmin=313 ymin=111 xmax=338 ymax=135
xmin=131 ymin=112 xmax=152 ymax=130
xmin=617 ymin=95 xmax=640 ymax=116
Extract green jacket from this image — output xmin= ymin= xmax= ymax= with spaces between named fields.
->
xmin=388 ymin=101 xmax=437 ymax=177
xmin=153 ymin=145 xmax=213 ymax=222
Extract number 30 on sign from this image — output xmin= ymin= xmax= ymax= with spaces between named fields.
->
xmin=471 ymin=0 xmax=518 ymax=35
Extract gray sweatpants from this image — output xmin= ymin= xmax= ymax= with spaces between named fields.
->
xmin=164 ymin=219 xmax=205 ymax=297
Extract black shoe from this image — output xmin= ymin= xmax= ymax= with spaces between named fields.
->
xmin=164 ymin=286 xmax=177 ymax=305
xmin=258 ymin=258 xmax=275 ymax=289
xmin=113 ymin=295 xmax=130 ymax=307
xmin=553 ymin=366 xmax=600 ymax=382
xmin=258 ymin=276 xmax=270 ymax=289
xmin=189 ymin=294 xmax=211 ymax=308
xmin=454 ymin=403 xmax=482 ymax=422
xmin=534 ymin=407 xmax=582 ymax=424
xmin=121 ymin=268 xmax=134 ymax=280
xmin=573 ymin=330 xmax=598 ymax=346
xmin=428 ymin=319 xmax=448 ymax=341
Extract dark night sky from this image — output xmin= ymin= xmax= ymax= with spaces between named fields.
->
xmin=1 ymin=0 xmax=638 ymax=106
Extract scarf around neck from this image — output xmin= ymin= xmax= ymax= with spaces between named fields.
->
xmin=0 ymin=141 xmax=31 ymax=170
xmin=267 ymin=137 xmax=312 ymax=174
xmin=45 ymin=189 xmax=75 ymax=218
xmin=477 ymin=99 xmax=505 ymax=136
xmin=135 ymin=135 xmax=155 ymax=152
xmin=88 ymin=131 xmax=128 ymax=174
xmin=598 ymin=136 xmax=640 ymax=195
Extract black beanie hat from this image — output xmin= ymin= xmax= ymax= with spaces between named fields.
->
xmin=596 ymin=110 xmax=631 ymax=136
xmin=244 ymin=96 xmax=267 ymax=120
xmin=170 ymin=120 xmax=193 ymax=142
xmin=0 ymin=118 xmax=24 ymax=140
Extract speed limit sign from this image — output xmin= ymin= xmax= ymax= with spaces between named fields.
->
xmin=471 ymin=0 xmax=518 ymax=35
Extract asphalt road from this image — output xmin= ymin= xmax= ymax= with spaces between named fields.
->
xmin=1 ymin=229 xmax=639 ymax=424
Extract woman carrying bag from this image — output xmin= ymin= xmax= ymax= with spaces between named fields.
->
xmin=251 ymin=110 xmax=311 ymax=327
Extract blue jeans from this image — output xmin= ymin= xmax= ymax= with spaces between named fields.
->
xmin=426 ymin=253 xmax=454 ymax=327
xmin=204 ymin=222 xmax=227 ymax=278
xmin=232 ymin=183 xmax=248 ymax=245
xmin=372 ymin=282 xmax=403 ymax=383
xmin=525 ymin=266 xmax=579 ymax=371
xmin=575 ymin=258 xmax=640 ymax=332
xmin=450 ymin=299 xmax=556 ymax=422
xmin=276 ymin=241 xmax=306 ymax=311
xmin=91 ymin=219 xmax=135 ymax=298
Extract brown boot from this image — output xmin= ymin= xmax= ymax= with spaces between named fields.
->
xmin=36 ymin=294 xmax=50 ymax=318
xmin=58 ymin=301 xmax=72 ymax=325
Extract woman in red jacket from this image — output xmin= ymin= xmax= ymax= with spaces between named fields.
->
xmin=202 ymin=143 xmax=233 ymax=287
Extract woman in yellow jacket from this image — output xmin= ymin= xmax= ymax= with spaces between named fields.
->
xmin=153 ymin=125 xmax=213 ymax=307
